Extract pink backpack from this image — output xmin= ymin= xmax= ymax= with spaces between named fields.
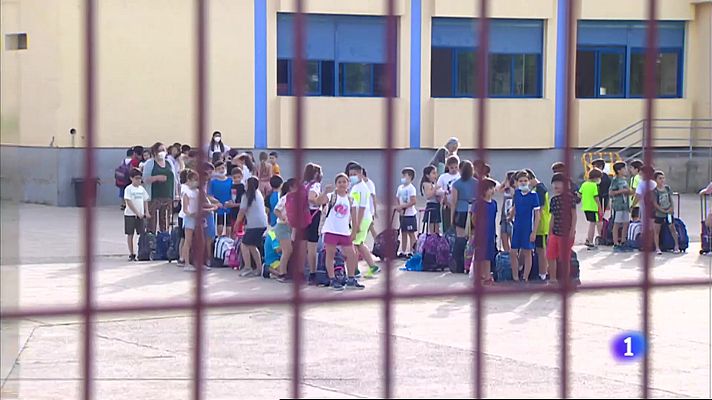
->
xmin=286 ymin=183 xmax=317 ymax=229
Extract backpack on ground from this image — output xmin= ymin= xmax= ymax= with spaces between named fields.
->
xmin=151 ymin=210 xmax=171 ymax=261
xmin=404 ymin=253 xmax=423 ymax=271
xmin=659 ymin=218 xmax=689 ymax=252
xmin=226 ymin=235 xmax=243 ymax=269
xmin=114 ymin=160 xmax=131 ymax=188
xmin=701 ymin=195 xmax=711 ymax=255
xmin=286 ymin=183 xmax=317 ymax=230
xmin=597 ymin=218 xmax=613 ymax=246
xmin=420 ymin=234 xmax=450 ymax=272
xmin=554 ymin=250 xmax=581 ymax=285
xmin=211 ymin=236 xmax=235 ymax=268
xmin=166 ymin=224 xmax=181 ymax=262
xmin=373 ymin=210 xmax=400 ymax=260
xmin=315 ymin=245 xmax=346 ymax=286
xmin=628 ymin=221 xmax=643 ymax=249
xmin=137 ymin=231 xmax=155 ymax=261
xmin=494 ymin=252 xmax=512 ymax=281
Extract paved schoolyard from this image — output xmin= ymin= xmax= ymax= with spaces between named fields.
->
xmin=1 ymin=200 xmax=711 ymax=399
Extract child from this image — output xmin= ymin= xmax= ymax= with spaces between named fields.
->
xmin=470 ymin=178 xmax=498 ymax=284
xmin=634 ymin=166 xmax=657 ymax=250
xmin=139 ymin=149 xmax=151 ymax=170
xmin=180 ymin=170 xmax=200 ymax=271
xmin=420 ymin=165 xmax=441 ymax=234
xmin=591 ymin=159 xmax=611 ymax=218
xmin=322 ymin=173 xmax=365 ymax=290
xmin=235 ymin=177 xmax=269 ymax=276
xmin=265 ymin=175 xmax=283 ymax=227
xmin=363 ymin=169 xmax=379 ymax=240
xmin=527 ymin=169 xmax=550 ymax=281
xmin=498 ymin=171 xmax=516 ymax=254
xmin=272 ymin=178 xmax=296 ymax=282
xmin=609 ymin=161 xmax=632 ymax=250
xmin=263 ymin=230 xmax=282 ymax=279
xmin=269 ymin=151 xmax=281 ymax=176
xmin=508 ymin=170 xmax=541 ymax=282
xmin=580 ymin=168 xmax=603 ymax=249
xmin=396 ymin=167 xmax=418 ymax=258
xmin=123 ymin=169 xmax=150 ymax=261
xmin=628 ymin=159 xmax=644 ymax=219
xmin=208 ymin=161 xmax=233 ymax=237
xmin=551 ymin=162 xmax=581 ymax=204
xmin=652 ymin=171 xmax=680 ymax=255
xmin=348 ymin=163 xmax=381 ymax=278
xmin=258 ymin=151 xmax=273 ymax=197
xmin=546 ymin=173 xmax=577 ymax=284
xmin=437 ymin=155 xmax=461 ymax=232
xmin=225 ymin=167 xmax=246 ymax=233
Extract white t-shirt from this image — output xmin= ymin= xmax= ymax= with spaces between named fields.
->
xmin=178 ymin=184 xmax=189 ymax=218
xmin=365 ymin=179 xmax=377 ymax=215
xmin=308 ymin=182 xmax=322 ymax=211
xmin=322 ymin=193 xmax=352 ymax=236
xmin=636 ymin=179 xmax=656 ymax=218
xmin=397 ymin=183 xmax=417 ymax=216
xmin=437 ymin=172 xmax=460 ymax=204
xmin=350 ymin=181 xmax=373 ymax=221
xmin=181 ymin=186 xmax=199 ymax=216
xmin=123 ymin=184 xmax=149 ymax=217
xmin=241 ymin=165 xmax=252 ymax=185
xmin=274 ymin=195 xmax=288 ymax=224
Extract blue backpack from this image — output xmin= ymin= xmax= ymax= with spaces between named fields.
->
xmin=494 ymin=252 xmax=513 ymax=281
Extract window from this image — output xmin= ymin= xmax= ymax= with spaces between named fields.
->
xmin=431 ymin=18 xmax=543 ymax=98
xmin=575 ymin=48 xmax=625 ymax=98
xmin=277 ymin=14 xmax=393 ymax=97
xmin=576 ymin=21 xmax=684 ymax=98
xmin=4 ymin=33 xmax=27 ymax=50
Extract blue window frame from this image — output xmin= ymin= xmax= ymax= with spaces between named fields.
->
xmin=576 ymin=20 xmax=685 ymax=99
xmin=431 ymin=18 xmax=544 ymax=98
xmin=277 ymin=13 xmax=392 ymax=97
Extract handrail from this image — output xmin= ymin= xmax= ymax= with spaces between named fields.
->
xmin=583 ymin=119 xmax=644 ymax=153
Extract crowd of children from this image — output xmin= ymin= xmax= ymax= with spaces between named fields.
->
xmin=120 ymin=138 xmax=696 ymax=288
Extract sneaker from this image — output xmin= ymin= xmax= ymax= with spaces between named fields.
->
xmin=203 ymin=265 xmax=211 ymax=271
xmin=369 ymin=265 xmax=381 ymax=274
xmin=184 ymin=265 xmax=197 ymax=272
xmin=656 ymin=249 xmax=663 ymax=255
xmin=397 ymin=253 xmax=406 ymax=259
xmin=673 ymin=248 xmax=681 ymax=254
xmin=177 ymin=259 xmax=185 ymax=267
xmin=308 ymin=273 xmax=318 ymax=286
xmin=346 ymin=277 xmax=365 ymax=290
xmin=585 ymin=240 xmax=594 ymax=248
xmin=239 ymin=267 xmax=255 ymax=277
xmin=276 ymin=274 xmax=291 ymax=284
xmin=331 ymin=278 xmax=345 ymax=291
xmin=128 ymin=254 xmax=136 ymax=262
xmin=354 ymin=268 xmax=362 ymax=279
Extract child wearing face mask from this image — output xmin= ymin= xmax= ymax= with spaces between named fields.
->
xmin=208 ymin=161 xmax=233 ymax=237
xmin=507 ymin=170 xmax=541 ymax=282
xmin=580 ymin=168 xmax=604 ymax=248
xmin=396 ymin=168 xmax=418 ymax=258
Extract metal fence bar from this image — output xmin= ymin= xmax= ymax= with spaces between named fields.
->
xmin=81 ymin=0 xmax=97 ymax=399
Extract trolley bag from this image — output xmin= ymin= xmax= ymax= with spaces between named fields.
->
xmin=596 ymin=218 xmax=613 ymax=246
xmin=315 ymin=240 xmax=346 ymax=286
xmin=419 ymin=208 xmax=450 ymax=272
xmin=372 ymin=210 xmax=400 ymax=260
xmin=494 ymin=252 xmax=513 ymax=282
xmin=166 ymin=216 xmax=181 ymax=262
xmin=212 ymin=235 xmax=235 ymax=268
xmin=137 ymin=230 xmax=155 ymax=261
xmin=152 ymin=209 xmax=171 ymax=261
xmin=700 ymin=194 xmax=711 ymax=255
xmin=659 ymin=192 xmax=688 ymax=252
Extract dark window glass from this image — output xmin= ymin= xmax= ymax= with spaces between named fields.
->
xmin=455 ymin=50 xmax=476 ymax=96
xmin=321 ymin=61 xmax=335 ymax=96
xmin=431 ymin=48 xmax=454 ymax=97
xmin=575 ymin=50 xmax=596 ymax=98
xmin=513 ymin=54 xmax=539 ymax=96
xmin=374 ymin=63 xmax=395 ymax=97
xmin=277 ymin=59 xmax=290 ymax=95
xmin=340 ymin=63 xmax=373 ymax=96
xmin=304 ymin=61 xmax=320 ymax=95
xmin=630 ymin=51 xmax=679 ymax=97
xmin=489 ymin=54 xmax=512 ymax=96
xmin=599 ymin=51 xmax=624 ymax=97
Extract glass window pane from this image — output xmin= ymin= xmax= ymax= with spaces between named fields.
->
xmin=576 ymin=50 xmax=596 ymax=98
xmin=340 ymin=63 xmax=372 ymax=95
xmin=373 ymin=63 xmax=393 ymax=97
xmin=321 ymin=61 xmax=335 ymax=96
xmin=629 ymin=52 xmax=644 ymax=96
xmin=489 ymin=54 xmax=512 ymax=96
xmin=599 ymin=51 xmax=624 ymax=96
xmin=431 ymin=48 xmax=453 ymax=97
xmin=513 ymin=54 xmax=539 ymax=96
xmin=305 ymin=61 xmax=320 ymax=95
xmin=456 ymin=50 xmax=475 ymax=96
xmin=277 ymin=59 xmax=290 ymax=95
xmin=658 ymin=52 xmax=679 ymax=97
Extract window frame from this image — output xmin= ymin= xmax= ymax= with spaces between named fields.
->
xmin=338 ymin=62 xmax=377 ymax=97
xmin=576 ymin=46 xmax=627 ymax=99
xmin=452 ymin=47 xmax=477 ymax=98
xmin=628 ymin=47 xmax=683 ymax=99
xmin=488 ymin=53 xmax=542 ymax=99
xmin=277 ymin=59 xmax=325 ymax=97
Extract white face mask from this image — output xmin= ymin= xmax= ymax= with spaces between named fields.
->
xmin=519 ymin=184 xmax=530 ymax=193
xmin=213 ymin=137 xmax=221 ymax=143
xmin=157 ymin=151 xmax=167 ymax=159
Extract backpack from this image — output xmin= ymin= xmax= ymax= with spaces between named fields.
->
xmin=420 ymin=234 xmax=450 ymax=272
xmin=137 ymin=231 xmax=155 ymax=261
xmin=114 ymin=160 xmax=131 ymax=188
xmin=628 ymin=221 xmax=643 ymax=249
xmin=494 ymin=252 xmax=512 ymax=281
xmin=660 ymin=218 xmax=689 ymax=252
xmin=211 ymin=236 xmax=235 ymax=268
xmin=286 ymin=183 xmax=317 ymax=230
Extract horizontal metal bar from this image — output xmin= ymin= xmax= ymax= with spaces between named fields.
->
xmin=3 ymin=278 xmax=711 ymax=321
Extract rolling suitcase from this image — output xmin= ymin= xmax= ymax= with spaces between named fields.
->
xmin=152 ymin=209 xmax=171 ymax=261
xmin=700 ymin=194 xmax=711 ymax=255
xmin=372 ymin=210 xmax=400 ymax=260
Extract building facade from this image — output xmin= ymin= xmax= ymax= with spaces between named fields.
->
xmin=1 ymin=0 xmax=711 ymax=205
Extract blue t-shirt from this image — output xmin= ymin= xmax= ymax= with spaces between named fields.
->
xmin=472 ymin=198 xmax=498 ymax=246
xmin=452 ymin=177 xmax=479 ymax=212
xmin=208 ymin=177 xmax=233 ymax=216
xmin=512 ymin=189 xmax=541 ymax=234
xmin=264 ymin=230 xmax=281 ymax=268
xmin=267 ymin=191 xmax=279 ymax=226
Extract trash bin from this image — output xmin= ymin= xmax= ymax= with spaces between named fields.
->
xmin=72 ymin=178 xmax=100 ymax=207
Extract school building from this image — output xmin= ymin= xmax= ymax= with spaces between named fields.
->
xmin=1 ymin=0 xmax=711 ymax=206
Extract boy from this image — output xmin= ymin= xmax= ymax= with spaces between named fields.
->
xmin=527 ymin=169 xmax=550 ymax=281
xmin=652 ymin=171 xmax=680 ymax=255
xmin=225 ymin=167 xmax=246 ymax=232
xmin=628 ymin=159 xmax=644 ymax=219
xmin=508 ymin=170 xmax=541 ymax=282
xmin=609 ymin=161 xmax=632 ymax=250
xmin=363 ymin=168 xmax=379 ymax=239
xmin=634 ymin=166 xmax=657 ymax=250
xmin=437 ymin=155 xmax=461 ymax=232
xmin=348 ymin=163 xmax=381 ymax=279
xmin=124 ymin=169 xmax=150 ymax=261
xmin=269 ymin=151 xmax=281 ymax=175
xmin=265 ymin=175 xmax=283 ymax=227
xmin=471 ymin=178 xmax=498 ymax=283
xmin=208 ymin=161 xmax=232 ymax=236
xmin=591 ymin=159 xmax=611 ymax=218
xmin=396 ymin=167 xmax=418 ymax=258
xmin=551 ymin=161 xmax=581 ymax=204
xmin=580 ymin=168 xmax=603 ymax=249
xmin=546 ymin=173 xmax=577 ymax=284
xmin=264 ymin=229 xmax=282 ymax=278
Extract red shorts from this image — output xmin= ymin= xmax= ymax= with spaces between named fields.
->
xmin=546 ymin=234 xmax=573 ymax=261
xmin=324 ymin=232 xmax=352 ymax=248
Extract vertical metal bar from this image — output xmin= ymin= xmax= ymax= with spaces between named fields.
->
xmin=81 ymin=0 xmax=97 ymax=399
xmin=193 ymin=0 xmax=208 ymax=399
xmin=558 ymin=0 xmax=576 ymax=398
xmin=382 ymin=0 xmax=397 ymax=398
xmin=472 ymin=0 xmax=489 ymax=398
xmin=642 ymin=0 xmax=658 ymax=398
xmin=291 ymin=0 xmax=306 ymax=398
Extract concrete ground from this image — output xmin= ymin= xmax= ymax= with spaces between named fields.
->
xmin=1 ymin=196 xmax=711 ymax=399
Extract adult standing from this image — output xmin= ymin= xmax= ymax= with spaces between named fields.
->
xmin=142 ymin=142 xmax=180 ymax=232
xmin=429 ymin=137 xmax=460 ymax=175
xmin=450 ymin=160 xmax=478 ymax=273
xmin=207 ymin=131 xmax=231 ymax=160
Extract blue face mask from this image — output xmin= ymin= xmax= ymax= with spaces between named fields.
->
xmin=349 ymin=176 xmax=360 ymax=186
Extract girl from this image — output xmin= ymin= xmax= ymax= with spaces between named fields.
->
xmin=258 ymin=151 xmax=273 ymax=197
xmin=498 ymin=170 xmax=517 ymax=254
xmin=420 ymin=165 xmax=441 ymax=234
xmin=235 ymin=177 xmax=269 ymax=277
xmin=322 ymin=173 xmax=364 ymax=290
xmin=273 ymin=178 xmax=297 ymax=282
xmin=208 ymin=161 xmax=233 ymax=237
xmin=237 ymin=153 xmax=256 ymax=184
xmin=180 ymin=170 xmax=200 ymax=272
xmin=303 ymin=163 xmax=331 ymax=284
